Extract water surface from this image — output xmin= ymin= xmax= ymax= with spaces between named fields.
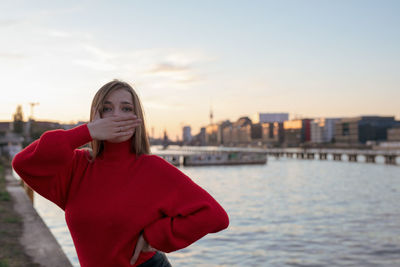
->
xmin=32 ymin=158 xmax=400 ymax=266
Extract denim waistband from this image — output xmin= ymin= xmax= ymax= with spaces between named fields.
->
xmin=137 ymin=251 xmax=172 ymax=267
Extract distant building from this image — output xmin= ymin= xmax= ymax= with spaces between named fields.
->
xmin=199 ymin=127 xmax=206 ymax=146
xmin=0 ymin=122 xmax=12 ymax=134
xmin=0 ymin=121 xmax=23 ymax=158
xmin=251 ymin=123 xmax=262 ymax=140
xmin=205 ymin=124 xmax=219 ymax=146
xmin=62 ymin=121 xmax=87 ymax=130
xmin=310 ymin=119 xmax=324 ymax=143
xmin=387 ymin=126 xmax=400 ymax=141
xmin=250 ymin=122 xmax=263 ymax=146
xmin=222 ymin=117 xmax=252 ymax=146
xmin=233 ymin=117 xmax=252 ymax=145
xmin=310 ymin=118 xmax=341 ymax=143
xmin=283 ymin=120 xmax=302 ymax=147
xmin=324 ymin=118 xmax=341 ymax=143
xmin=283 ymin=119 xmax=312 ymax=147
xmin=23 ymin=120 xmax=63 ymax=141
xmin=249 ymin=122 xmax=283 ymax=147
xmin=191 ymin=127 xmax=206 ymax=146
xmin=182 ymin=126 xmax=192 ymax=145
xmin=254 ymin=113 xmax=289 ymax=124
xmin=0 ymin=132 xmax=24 ymax=158
xmin=218 ymin=120 xmax=232 ymax=145
xmin=222 ymin=125 xmax=233 ymax=146
xmin=335 ymin=116 xmax=400 ymax=145
xmin=162 ymin=129 xmax=170 ymax=147
xmin=262 ymin=122 xmax=283 ymax=146
xmin=0 ymin=122 xmax=11 ymax=156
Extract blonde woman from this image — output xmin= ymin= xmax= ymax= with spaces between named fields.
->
xmin=12 ymin=80 xmax=229 ymax=267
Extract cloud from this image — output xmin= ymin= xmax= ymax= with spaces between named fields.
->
xmin=46 ymin=30 xmax=73 ymax=38
xmin=140 ymin=53 xmax=210 ymax=86
xmin=175 ymin=75 xmax=202 ymax=84
xmin=1 ymin=18 xmax=209 ymax=88
xmin=0 ymin=19 xmax=23 ymax=27
xmin=82 ymin=44 xmax=114 ymax=60
xmin=72 ymin=44 xmax=117 ymax=71
xmin=67 ymin=43 xmax=207 ymax=86
xmin=147 ymin=62 xmax=191 ymax=73
xmin=144 ymin=101 xmax=184 ymax=110
xmin=73 ymin=59 xmax=116 ymax=72
xmin=143 ymin=61 xmax=203 ymax=85
xmin=0 ymin=52 xmax=26 ymax=59
xmin=0 ymin=4 xmax=82 ymax=29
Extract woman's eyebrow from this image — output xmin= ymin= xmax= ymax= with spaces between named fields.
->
xmin=104 ymin=101 xmax=133 ymax=105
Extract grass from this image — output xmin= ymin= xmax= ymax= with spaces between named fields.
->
xmin=0 ymin=191 xmax=10 ymax=202
xmin=3 ymin=216 xmax=20 ymax=224
xmin=0 ymin=162 xmax=40 ymax=267
xmin=0 ymin=259 xmax=9 ymax=267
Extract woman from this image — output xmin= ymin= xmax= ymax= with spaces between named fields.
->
xmin=12 ymin=80 xmax=229 ymax=267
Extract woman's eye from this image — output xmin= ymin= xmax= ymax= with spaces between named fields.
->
xmin=102 ymin=107 xmax=112 ymax=112
xmin=122 ymin=107 xmax=133 ymax=112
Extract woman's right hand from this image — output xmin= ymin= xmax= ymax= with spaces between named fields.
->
xmin=130 ymin=233 xmax=157 ymax=265
xmin=87 ymin=111 xmax=142 ymax=141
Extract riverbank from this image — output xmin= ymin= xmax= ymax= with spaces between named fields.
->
xmin=0 ymin=161 xmax=38 ymax=267
xmin=0 ymin=160 xmax=72 ymax=267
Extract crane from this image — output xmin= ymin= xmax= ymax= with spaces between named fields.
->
xmin=29 ymin=102 xmax=39 ymax=120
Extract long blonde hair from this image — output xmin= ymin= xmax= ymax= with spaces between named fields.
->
xmin=89 ymin=80 xmax=150 ymax=160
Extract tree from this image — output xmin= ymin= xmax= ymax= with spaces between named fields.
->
xmin=13 ymin=105 xmax=24 ymax=134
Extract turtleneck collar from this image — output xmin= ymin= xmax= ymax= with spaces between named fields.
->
xmin=99 ymin=139 xmax=136 ymax=161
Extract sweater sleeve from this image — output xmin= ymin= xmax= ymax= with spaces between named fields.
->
xmin=11 ymin=124 xmax=93 ymax=210
xmin=143 ymin=155 xmax=229 ymax=253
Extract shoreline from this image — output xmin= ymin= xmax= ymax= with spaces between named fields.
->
xmin=2 ymin=163 xmax=72 ymax=267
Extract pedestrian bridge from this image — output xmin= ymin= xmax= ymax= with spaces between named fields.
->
xmin=267 ymin=148 xmax=400 ymax=165
xmin=152 ymin=145 xmax=400 ymax=166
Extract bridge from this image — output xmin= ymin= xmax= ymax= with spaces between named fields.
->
xmin=267 ymin=148 xmax=400 ymax=165
xmin=152 ymin=146 xmax=400 ymax=166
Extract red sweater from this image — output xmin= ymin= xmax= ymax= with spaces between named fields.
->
xmin=12 ymin=124 xmax=229 ymax=267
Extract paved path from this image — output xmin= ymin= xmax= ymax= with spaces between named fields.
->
xmin=5 ymin=169 xmax=73 ymax=267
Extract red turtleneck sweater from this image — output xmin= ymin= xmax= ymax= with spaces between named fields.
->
xmin=12 ymin=124 xmax=229 ymax=267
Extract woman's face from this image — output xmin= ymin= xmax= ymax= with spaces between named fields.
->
xmin=101 ymin=88 xmax=136 ymax=143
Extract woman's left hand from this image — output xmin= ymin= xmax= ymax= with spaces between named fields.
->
xmin=130 ymin=233 xmax=157 ymax=265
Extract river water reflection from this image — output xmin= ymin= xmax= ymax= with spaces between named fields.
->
xmin=32 ymin=157 xmax=400 ymax=266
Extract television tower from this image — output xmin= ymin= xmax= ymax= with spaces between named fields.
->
xmin=209 ymin=105 xmax=213 ymax=125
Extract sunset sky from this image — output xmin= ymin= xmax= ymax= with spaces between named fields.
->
xmin=1 ymin=0 xmax=399 ymax=140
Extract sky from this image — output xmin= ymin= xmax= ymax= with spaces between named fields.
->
xmin=1 ymin=0 xmax=399 ymax=140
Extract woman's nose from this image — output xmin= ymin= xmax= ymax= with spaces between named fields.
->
xmin=113 ymin=109 xmax=123 ymax=116
xmin=113 ymin=109 xmax=131 ymax=117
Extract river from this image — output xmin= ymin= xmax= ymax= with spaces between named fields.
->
xmin=27 ymin=156 xmax=400 ymax=266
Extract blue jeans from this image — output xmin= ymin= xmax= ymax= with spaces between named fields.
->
xmin=137 ymin=251 xmax=172 ymax=267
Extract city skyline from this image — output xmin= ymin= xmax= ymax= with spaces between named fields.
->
xmin=1 ymin=0 xmax=400 ymax=139
xmin=4 ymin=109 xmax=398 ymax=142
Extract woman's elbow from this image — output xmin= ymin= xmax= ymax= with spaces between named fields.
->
xmin=218 ymin=208 xmax=230 ymax=230
xmin=209 ymin=205 xmax=229 ymax=232
xmin=11 ymin=153 xmax=22 ymax=172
